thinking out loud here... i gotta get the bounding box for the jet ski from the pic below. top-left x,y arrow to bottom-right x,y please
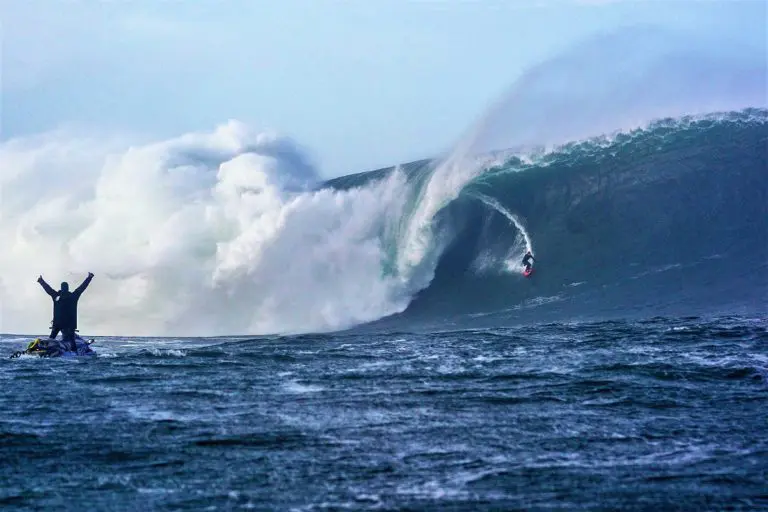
9,335 -> 96,359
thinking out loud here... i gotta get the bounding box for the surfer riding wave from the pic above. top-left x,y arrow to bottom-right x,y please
522,251 -> 534,273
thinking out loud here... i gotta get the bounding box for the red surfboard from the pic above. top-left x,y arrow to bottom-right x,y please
523,267 -> 533,277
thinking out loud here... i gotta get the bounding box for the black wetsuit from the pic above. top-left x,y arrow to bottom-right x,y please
522,253 -> 534,271
38,275 -> 93,351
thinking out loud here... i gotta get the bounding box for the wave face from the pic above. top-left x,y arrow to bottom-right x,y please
359,109 -> 768,329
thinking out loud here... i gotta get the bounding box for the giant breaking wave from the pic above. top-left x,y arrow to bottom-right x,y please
1,27 -> 766,336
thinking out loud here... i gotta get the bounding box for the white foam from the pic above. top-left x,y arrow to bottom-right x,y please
282,380 -> 324,393
145,348 -> 187,357
0,123 -> 427,336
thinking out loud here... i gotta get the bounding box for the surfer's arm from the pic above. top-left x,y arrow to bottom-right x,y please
37,276 -> 57,297
74,273 -> 94,297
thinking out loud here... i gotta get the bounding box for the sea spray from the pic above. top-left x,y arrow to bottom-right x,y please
470,192 -> 533,273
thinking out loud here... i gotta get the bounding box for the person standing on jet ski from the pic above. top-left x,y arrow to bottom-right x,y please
522,250 -> 535,272
37,273 -> 94,351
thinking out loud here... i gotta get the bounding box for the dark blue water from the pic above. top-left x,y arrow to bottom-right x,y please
2,315 -> 766,510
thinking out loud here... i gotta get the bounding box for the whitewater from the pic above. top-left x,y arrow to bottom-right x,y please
2,28 -> 765,338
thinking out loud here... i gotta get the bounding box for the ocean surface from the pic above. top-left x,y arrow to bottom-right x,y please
2,316 -> 767,511
2,109 -> 767,510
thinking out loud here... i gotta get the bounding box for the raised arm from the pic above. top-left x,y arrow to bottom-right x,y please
74,273 -> 94,297
37,276 -> 57,297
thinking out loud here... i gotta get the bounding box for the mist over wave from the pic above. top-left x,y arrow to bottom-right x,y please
461,25 -> 767,157
1,26 -> 765,337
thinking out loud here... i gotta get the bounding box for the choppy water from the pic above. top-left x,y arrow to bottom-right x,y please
2,315 -> 766,511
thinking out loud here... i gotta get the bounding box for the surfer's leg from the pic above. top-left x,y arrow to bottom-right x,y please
62,328 -> 77,351
49,326 -> 60,339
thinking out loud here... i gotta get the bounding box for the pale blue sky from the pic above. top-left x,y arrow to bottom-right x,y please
1,0 -> 765,176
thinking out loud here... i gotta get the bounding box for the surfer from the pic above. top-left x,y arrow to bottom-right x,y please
522,250 -> 535,273
37,273 -> 94,351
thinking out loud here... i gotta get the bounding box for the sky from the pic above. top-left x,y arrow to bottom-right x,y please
1,0 -> 766,177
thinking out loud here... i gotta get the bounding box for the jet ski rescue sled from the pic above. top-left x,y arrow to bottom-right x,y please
9,335 -> 96,359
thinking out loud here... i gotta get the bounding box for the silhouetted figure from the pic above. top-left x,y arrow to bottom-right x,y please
522,251 -> 535,272
38,273 -> 94,351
